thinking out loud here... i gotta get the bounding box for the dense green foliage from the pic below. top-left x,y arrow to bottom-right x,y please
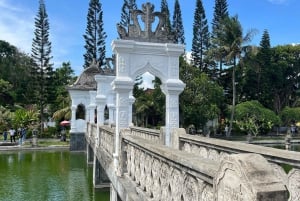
279,107 -> 300,125
179,56 -> 223,130
83,0 -> 107,68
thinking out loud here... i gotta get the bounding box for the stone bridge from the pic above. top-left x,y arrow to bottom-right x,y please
67,2 -> 300,200
85,124 -> 300,201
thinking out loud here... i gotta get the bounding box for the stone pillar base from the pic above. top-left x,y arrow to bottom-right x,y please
70,132 -> 85,151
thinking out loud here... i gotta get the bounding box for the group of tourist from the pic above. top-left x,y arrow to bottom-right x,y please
2,127 -> 27,145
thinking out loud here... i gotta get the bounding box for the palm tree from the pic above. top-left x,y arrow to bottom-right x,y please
216,15 -> 256,136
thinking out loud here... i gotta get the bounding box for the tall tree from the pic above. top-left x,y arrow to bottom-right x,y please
120,0 -> 137,29
31,0 -> 54,131
257,30 -> 272,102
83,0 -> 107,69
172,0 -> 185,44
211,0 -> 229,74
244,30 -> 271,103
217,15 -> 255,136
161,0 -> 171,33
191,0 -> 210,72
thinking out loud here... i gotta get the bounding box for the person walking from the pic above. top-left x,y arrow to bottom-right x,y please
21,127 -> 27,144
9,128 -> 16,143
3,130 -> 8,142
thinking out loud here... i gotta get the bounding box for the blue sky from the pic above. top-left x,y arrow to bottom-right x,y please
0,0 -> 299,76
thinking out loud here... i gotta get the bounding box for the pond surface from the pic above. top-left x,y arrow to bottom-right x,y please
0,150 -> 109,201
266,144 -> 300,152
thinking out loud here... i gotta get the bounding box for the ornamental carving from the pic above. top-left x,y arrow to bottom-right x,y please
117,2 -> 174,43
288,168 -> 300,201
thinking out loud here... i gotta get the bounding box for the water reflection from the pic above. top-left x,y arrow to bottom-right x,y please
0,150 -> 109,201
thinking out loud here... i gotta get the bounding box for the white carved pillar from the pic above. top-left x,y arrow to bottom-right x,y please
161,80 -> 185,146
111,40 -> 134,172
111,78 -> 134,172
128,93 -> 135,126
110,183 -> 118,201
107,104 -> 115,125
88,105 -> 96,123
95,75 -> 107,125
70,105 -> 77,132
96,97 -> 106,126
88,91 -> 97,123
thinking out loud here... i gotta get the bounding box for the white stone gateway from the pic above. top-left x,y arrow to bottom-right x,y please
112,2 -> 185,170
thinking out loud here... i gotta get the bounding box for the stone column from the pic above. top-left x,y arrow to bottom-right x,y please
88,104 -> 96,123
111,78 -> 134,172
93,155 -> 110,188
128,94 -> 135,126
110,183 -> 119,201
95,75 -> 112,126
87,144 -> 93,165
107,104 -> 115,125
161,80 -> 185,146
70,105 -> 77,132
88,91 -> 97,123
96,96 -> 106,126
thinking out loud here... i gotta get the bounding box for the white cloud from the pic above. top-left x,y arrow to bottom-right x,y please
140,72 -> 154,89
0,0 -> 83,72
0,0 -> 34,53
185,51 -> 192,64
267,0 -> 290,5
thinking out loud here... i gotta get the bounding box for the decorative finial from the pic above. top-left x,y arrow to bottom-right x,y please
117,2 -> 174,43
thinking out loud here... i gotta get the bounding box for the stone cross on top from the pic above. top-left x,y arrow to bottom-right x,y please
117,2 -> 174,43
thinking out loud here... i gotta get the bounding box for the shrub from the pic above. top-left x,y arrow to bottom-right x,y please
235,101 -> 280,136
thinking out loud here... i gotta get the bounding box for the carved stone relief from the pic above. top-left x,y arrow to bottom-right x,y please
288,168 -> 300,201
199,147 -> 208,159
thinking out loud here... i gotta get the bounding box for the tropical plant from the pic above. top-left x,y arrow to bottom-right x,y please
215,15 -> 256,136
12,108 -> 39,129
235,100 -> 280,136
0,106 -> 12,131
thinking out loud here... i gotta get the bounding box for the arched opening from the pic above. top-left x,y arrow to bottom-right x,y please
133,72 -> 165,128
76,104 -> 86,120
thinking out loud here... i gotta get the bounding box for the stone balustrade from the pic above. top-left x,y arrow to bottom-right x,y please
86,125 -> 290,200
129,126 -> 161,143
119,133 -> 287,201
99,126 -> 114,156
173,128 -> 300,201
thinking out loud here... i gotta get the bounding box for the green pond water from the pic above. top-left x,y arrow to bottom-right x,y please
0,150 -> 110,201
